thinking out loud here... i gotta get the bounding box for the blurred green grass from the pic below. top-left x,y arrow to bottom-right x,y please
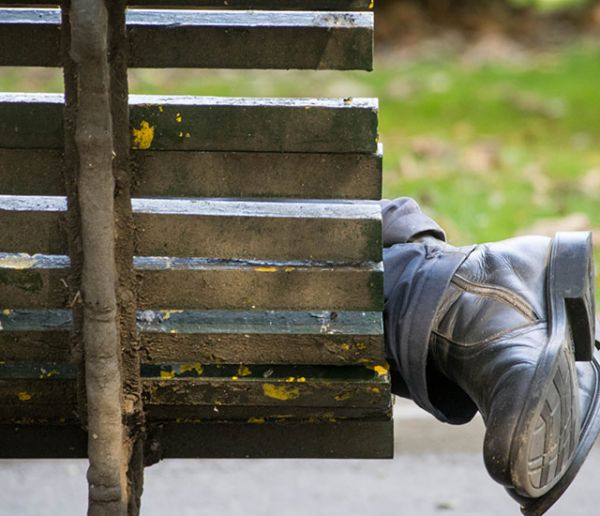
1,40 -> 598,302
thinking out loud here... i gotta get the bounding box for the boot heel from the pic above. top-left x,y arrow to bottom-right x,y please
548,231 -> 596,361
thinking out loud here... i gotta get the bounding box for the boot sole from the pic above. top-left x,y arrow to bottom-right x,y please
509,232 -> 597,501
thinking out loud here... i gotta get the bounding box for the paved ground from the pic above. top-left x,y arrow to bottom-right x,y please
2,400 -> 599,515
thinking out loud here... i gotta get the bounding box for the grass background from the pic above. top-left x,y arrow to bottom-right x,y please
2,39 -> 598,304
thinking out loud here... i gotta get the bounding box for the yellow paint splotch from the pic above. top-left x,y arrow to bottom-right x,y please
248,417 -> 265,424
160,370 -> 176,379
372,363 -> 389,376
262,383 -> 300,401
180,363 -> 204,376
18,391 -> 32,401
255,267 -> 278,273
237,365 -> 252,377
334,391 -> 353,401
160,309 -> 183,321
0,254 -> 35,270
132,120 -> 155,150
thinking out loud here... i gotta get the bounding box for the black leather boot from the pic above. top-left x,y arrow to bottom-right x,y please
384,231 -> 600,515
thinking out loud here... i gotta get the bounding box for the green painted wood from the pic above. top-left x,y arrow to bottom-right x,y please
133,198 -> 382,262
0,148 -> 383,199
131,0 -> 374,9
0,424 -> 87,458
136,257 -> 383,311
133,148 -> 382,199
0,196 -> 382,261
0,93 -> 378,153
0,254 -> 383,311
128,95 -> 378,153
0,379 -> 77,422
154,419 -> 393,458
0,309 -> 384,364
0,8 -> 372,70
0,418 -> 392,459
0,362 -> 391,419
0,149 -> 64,196
0,254 -> 69,309
139,310 -> 385,365
0,0 -> 373,9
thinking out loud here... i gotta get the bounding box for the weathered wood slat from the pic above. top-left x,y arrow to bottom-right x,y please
0,196 -> 382,261
0,362 -> 390,419
0,254 -> 383,310
155,419 -> 393,459
133,147 -> 383,199
0,379 -> 77,422
0,1 -> 373,10
0,8 -> 373,70
0,147 -> 383,199
0,309 -> 383,364
0,418 -> 392,459
139,309 -> 384,365
129,0 -> 374,9
0,424 -> 87,458
0,149 -> 64,196
0,93 -> 378,153
0,254 -> 69,309
133,198 -> 382,261
137,257 -> 383,311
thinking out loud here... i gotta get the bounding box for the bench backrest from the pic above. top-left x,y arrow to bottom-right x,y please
0,0 -> 391,463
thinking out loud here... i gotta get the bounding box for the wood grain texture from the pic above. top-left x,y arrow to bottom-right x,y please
0,309 -> 383,364
0,93 -> 378,153
0,418 -> 392,459
0,147 -> 382,199
0,254 -> 383,311
0,8 -> 373,70
0,196 -> 382,262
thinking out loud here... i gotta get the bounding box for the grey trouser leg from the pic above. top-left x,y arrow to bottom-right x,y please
381,198 -> 468,403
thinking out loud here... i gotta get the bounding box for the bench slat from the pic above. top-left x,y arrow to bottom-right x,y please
0,363 -> 390,419
0,8 -> 373,70
0,254 -> 383,311
0,196 -> 381,261
0,1 -> 373,10
0,93 -> 378,153
0,418 -> 392,459
0,148 -> 383,199
1,309 -> 384,365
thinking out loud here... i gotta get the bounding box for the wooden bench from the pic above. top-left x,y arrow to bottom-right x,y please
0,0 -> 390,512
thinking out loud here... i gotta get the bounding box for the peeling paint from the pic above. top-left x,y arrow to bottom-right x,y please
335,392 -> 353,401
0,254 -> 35,269
371,362 -> 389,376
18,391 -> 32,401
2,309 -> 13,315
180,363 -> 204,376
237,365 -> 252,377
255,266 -> 278,273
132,120 -> 155,150
160,370 -> 175,379
175,112 -> 182,123
160,309 -> 183,320
262,383 -> 300,401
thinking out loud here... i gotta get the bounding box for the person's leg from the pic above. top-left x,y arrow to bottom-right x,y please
382,197 -> 600,515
